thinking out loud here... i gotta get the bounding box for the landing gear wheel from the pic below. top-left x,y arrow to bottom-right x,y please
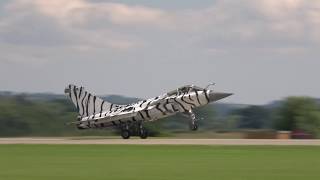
190,122 -> 198,131
121,129 -> 130,139
191,124 -> 198,131
139,127 -> 148,139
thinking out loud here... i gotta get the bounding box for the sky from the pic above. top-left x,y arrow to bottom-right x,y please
0,0 -> 319,105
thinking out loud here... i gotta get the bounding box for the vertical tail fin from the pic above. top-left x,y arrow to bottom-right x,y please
64,84 -> 114,118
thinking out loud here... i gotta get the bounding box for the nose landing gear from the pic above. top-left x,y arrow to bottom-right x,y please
190,121 -> 198,131
187,109 -> 199,131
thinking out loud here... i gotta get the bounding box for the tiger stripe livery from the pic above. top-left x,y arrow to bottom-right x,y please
65,84 -> 232,134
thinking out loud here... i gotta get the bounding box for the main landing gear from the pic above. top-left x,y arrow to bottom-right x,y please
121,129 -> 131,139
120,122 -> 148,139
138,124 -> 148,139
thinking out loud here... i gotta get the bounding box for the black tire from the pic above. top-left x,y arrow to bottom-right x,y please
190,122 -> 198,131
139,128 -> 148,139
121,129 -> 130,139
192,124 -> 198,131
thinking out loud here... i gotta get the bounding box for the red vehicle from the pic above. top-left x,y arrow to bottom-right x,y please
291,130 -> 313,139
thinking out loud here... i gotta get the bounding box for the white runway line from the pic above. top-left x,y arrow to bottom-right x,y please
0,138 -> 320,145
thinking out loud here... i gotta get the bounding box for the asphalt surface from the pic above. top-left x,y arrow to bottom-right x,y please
1,138 -> 320,145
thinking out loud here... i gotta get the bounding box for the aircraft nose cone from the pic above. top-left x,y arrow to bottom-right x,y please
208,92 -> 233,102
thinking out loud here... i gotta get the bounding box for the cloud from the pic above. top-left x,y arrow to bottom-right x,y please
1,0 -> 320,55
253,0 -> 303,18
177,0 -> 320,51
2,1 -> 152,50
7,0 -> 172,28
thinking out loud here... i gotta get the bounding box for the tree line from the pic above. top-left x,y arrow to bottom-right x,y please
0,93 -> 319,137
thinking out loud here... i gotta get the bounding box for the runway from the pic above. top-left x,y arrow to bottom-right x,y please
1,138 -> 320,145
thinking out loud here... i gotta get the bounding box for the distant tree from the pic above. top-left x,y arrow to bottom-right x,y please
194,106 -> 216,129
274,97 -> 320,137
234,106 -> 270,129
14,94 -> 32,105
220,115 -> 241,131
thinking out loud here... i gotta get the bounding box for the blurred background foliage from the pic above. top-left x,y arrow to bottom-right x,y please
0,92 -> 319,138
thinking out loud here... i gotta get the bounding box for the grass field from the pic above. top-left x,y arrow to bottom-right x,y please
0,145 -> 320,180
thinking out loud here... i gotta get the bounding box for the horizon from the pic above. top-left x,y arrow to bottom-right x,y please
1,89 -> 319,106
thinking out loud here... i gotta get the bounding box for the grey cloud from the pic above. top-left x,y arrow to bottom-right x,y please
1,16 -> 75,47
3,0 -> 319,51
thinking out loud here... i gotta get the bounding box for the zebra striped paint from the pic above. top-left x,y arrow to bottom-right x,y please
65,84 -> 231,129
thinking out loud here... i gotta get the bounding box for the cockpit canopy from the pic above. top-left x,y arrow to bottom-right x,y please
166,85 -> 205,96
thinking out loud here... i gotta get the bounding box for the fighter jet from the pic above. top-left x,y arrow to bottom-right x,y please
64,84 -> 232,139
